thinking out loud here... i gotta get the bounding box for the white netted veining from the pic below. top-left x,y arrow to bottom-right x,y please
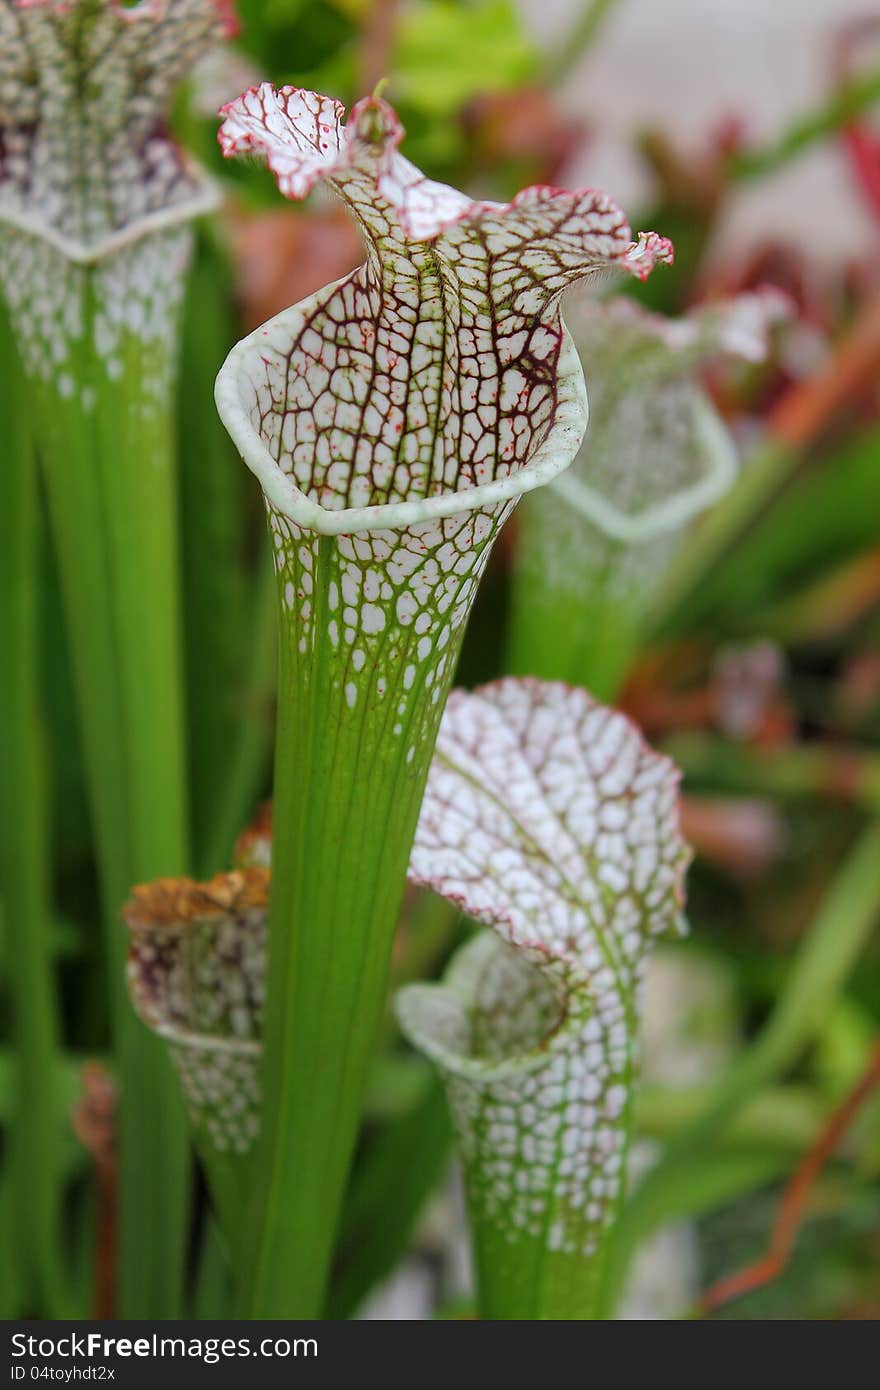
216,84 -> 673,521
397,679 -> 690,1258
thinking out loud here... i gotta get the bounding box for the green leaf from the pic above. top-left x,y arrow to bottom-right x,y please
0,300 -> 67,1315
328,1076 -> 453,1318
659,427 -> 880,633
394,1 -> 538,117
600,822 -> 880,1315
214,80 -> 669,1319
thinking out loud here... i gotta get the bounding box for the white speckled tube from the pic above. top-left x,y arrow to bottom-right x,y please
0,0 -> 234,1318
213,80 -> 673,1317
397,679 -> 690,1318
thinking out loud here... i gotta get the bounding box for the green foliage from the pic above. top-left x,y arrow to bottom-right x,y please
395,1 -> 535,115
1,0 -> 878,1325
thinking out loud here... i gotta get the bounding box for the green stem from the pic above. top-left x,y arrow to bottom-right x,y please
475,1228 -> 604,1319
472,1026 -> 637,1321
474,1096 -> 636,1319
598,822 -> 880,1316
200,540 -> 276,875
0,306 -> 66,1316
664,733 -> 880,814
176,229 -> 251,875
507,485 -> 642,700
398,940 -> 642,1320
241,516 -> 494,1317
728,69 -> 880,182
636,1082 -> 825,1151
545,0 -> 620,87
9,231 -> 192,1316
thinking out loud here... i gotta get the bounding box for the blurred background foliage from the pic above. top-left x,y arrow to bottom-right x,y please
2,0 -> 879,1320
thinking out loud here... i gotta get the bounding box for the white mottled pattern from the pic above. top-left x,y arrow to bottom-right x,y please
550,288 -> 790,545
0,1 -> 230,386
124,869 -> 267,1157
0,0 -> 233,251
512,288 -> 789,670
268,502 -> 508,737
397,679 -> 689,1259
0,222 -> 191,387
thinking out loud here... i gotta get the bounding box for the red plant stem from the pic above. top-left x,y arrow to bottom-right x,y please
768,293 -> 880,450
833,19 -> 880,225
700,1038 -> 880,1315
841,126 -> 880,224
72,1064 -> 118,1320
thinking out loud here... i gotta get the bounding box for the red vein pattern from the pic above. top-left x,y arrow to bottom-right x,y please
218,84 -> 672,519
215,86 -> 674,761
213,93 -> 674,1302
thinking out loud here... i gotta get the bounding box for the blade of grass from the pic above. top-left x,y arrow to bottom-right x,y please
176,228 -> 250,875
545,0 -> 620,86
327,1074 -> 452,1318
661,426 -> 880,632
25,238 -> 192,1317
191,1216 -> 234,1319
598,822 -> 880,1316
665,734 -> 880,814
0,1049 -> 82,1130
751,547 -> 880,643
728,69 -> 880,182
0,1177 -> 22,1319
649,438 -> 797,633
699,1039 -> 880,1315
0,304 -> 66,1316
636,1083 -> 826,1152
200,538 -> 276,875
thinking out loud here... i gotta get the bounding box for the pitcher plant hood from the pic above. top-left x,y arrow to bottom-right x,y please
397,678 -> 689,1300
124,867 -> 267,1158
214,83 -> 674,536
0,0 -> 236,260
506,288 -> 790,699
211,83 -> 672,1319
550,288 -> 792,543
